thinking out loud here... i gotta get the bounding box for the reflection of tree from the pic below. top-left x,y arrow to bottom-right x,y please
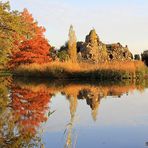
0,77 -> 13,147
11,84 -> 51,134
65,95 -> 77,148
0,77 -> 11,116
0,78 -> 52,147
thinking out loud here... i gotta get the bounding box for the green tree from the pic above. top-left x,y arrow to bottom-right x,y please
0,2 -> 35,67
68,25 -> 77,63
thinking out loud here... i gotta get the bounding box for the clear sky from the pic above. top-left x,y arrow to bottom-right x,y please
8,0 -> 148,54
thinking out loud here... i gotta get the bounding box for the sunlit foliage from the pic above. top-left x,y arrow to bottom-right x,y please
68,25 -> 77,63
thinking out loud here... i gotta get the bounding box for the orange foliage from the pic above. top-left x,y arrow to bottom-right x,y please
21,8 -> 45,37
10,9 -> 52,68
11,84 -> 51,135
10,36 -> 51,67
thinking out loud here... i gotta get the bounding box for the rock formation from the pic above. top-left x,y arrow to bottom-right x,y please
77,29 -> 133,63
77,29 -> 109,63
57,29 -> 133,63
106,43 -> 133,61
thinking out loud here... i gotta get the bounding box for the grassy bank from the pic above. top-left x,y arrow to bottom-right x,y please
13,61 -> 146,80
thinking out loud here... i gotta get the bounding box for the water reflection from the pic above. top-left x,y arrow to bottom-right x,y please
0,77 -> 51,147
0,77 -> 148,147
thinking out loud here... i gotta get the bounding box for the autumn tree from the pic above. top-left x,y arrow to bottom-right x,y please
68,25 -> 77,63
20,8 -> 45,38
9,9 -> 52,68
10,36 -> 51,67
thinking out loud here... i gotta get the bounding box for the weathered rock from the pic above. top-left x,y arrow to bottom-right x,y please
106,43 -> 133,61
78,30 -> 132,63
78,29 -> 108,63
85,29 -> 99,63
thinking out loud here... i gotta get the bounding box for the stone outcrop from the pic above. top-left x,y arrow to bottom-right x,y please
77,29 -> 133,63
106,43 -> 133,61
77,29 -> 109,63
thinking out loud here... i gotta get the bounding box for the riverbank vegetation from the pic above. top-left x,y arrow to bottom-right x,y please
1,60 -> 147,80
13,60 -> 146,80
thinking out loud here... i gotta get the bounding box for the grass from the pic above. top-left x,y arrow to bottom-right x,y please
13,61 -> 146,80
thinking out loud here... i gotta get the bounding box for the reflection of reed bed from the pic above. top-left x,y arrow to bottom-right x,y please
13,61 -> 146,79
13,77 -> 127,87
13,75 -> 148,89
13,78 -> 147,97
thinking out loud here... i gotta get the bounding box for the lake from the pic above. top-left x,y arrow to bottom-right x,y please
0,77 -> 148,148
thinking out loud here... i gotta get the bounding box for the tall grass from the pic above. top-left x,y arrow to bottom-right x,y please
13,61 -> 146,79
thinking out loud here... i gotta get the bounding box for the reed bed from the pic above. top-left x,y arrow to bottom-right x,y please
13,61 -> 146,80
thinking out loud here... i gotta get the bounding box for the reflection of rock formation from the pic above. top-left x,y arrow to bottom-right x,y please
62,82 -> 141,147
78,89 -> 100,121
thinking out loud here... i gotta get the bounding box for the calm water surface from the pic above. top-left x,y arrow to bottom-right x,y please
0,77 -> 148,148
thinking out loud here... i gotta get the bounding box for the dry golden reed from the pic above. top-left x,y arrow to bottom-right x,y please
16,60 -> 145,73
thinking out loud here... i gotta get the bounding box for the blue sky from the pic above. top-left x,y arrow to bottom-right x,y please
8,0 -> 148,53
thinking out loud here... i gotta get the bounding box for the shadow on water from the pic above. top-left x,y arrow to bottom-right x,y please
0,76 -> 148,147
